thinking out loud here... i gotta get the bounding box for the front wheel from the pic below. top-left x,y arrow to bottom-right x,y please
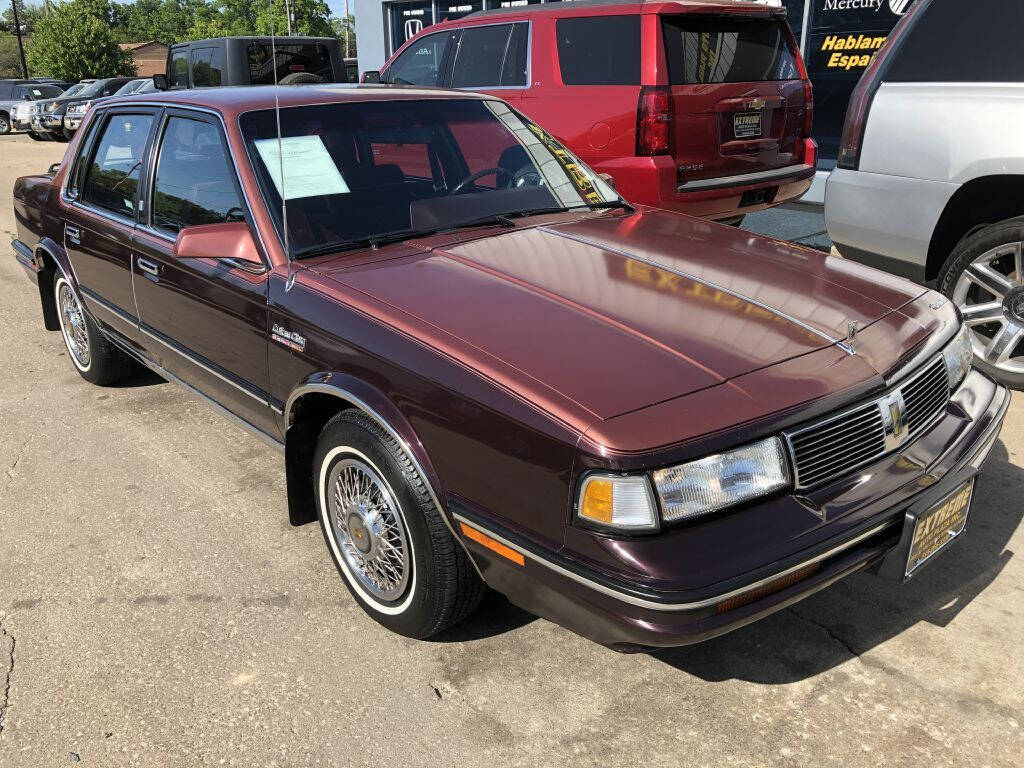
27,131 -> 45,141
314,410 -> 484,638
937,217 -> 1024,389
0,113 -> 10,135
54,275 -> 136,385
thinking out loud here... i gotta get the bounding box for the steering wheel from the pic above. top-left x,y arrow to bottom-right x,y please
451,167 -> 514,195
223,206 -> 246,223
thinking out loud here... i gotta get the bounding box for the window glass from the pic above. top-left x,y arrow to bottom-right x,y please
240,99 -> 617,258
383,31 -> 453,85
82,114 -> 154,218
500,23 -> 529,87
102,79 -> 129,96
557,16 -> 640,86
885,0 -> 1023,82
248,43 -> 335,84
191,48 -> 224,87
171,52 -> 189,87
662,16 -> 799,84
151,116 -> 244,234
451,24 -> 512,88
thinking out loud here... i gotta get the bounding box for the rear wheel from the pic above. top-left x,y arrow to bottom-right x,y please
279,71 -> 326,85
54,276 -> 136,385
314,410 -> 484,638
937,217 -> 1024,389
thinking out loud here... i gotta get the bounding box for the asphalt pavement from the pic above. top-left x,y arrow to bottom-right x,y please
1,135 -> 1022,767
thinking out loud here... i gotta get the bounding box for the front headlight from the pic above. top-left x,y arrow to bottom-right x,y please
652,437 -> 791,523
943,324 -> 973,390
47,101 -> 61,111
577,474 -> 658,532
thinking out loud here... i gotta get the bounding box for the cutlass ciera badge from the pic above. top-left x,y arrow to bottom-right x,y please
271,324 -> 306,352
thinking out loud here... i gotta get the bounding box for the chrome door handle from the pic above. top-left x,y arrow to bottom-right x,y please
65,225 -> 81,243
136,257 -> 160,277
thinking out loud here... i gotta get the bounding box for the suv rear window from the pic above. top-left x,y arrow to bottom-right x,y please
661,16 -> 799,84
556,16 -> 640,86
248,43 -> 335,84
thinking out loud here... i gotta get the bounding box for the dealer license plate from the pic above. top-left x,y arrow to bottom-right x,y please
906,479 -> 974,576
734,111 -> 763,138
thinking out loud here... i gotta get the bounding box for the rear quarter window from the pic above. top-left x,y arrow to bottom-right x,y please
661,16 -> 800,84
883,0 -> 1024,83
556,15 -> 640,86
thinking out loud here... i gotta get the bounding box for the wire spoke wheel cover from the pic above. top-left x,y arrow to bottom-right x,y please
58,280 -> 91,370
953,240 -> 1024,375
326,455 -> 412,603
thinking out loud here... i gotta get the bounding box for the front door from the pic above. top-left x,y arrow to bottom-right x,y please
131,110 -> 275,435
62,109 -> 158,345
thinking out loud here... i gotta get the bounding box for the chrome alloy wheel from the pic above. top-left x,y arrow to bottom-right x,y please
953,240 -> 1024,376
327,456 -> 411,602
57,280 -> 91,370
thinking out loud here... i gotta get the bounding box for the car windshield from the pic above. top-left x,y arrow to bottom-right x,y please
240,98 -> 620,258
114,79 -> 146,96
61,83 -> 86,98
77,80 -> 108,98
26,85 -> 63,99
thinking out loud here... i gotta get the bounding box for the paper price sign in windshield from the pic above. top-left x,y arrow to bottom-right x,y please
254,135 -> 350,200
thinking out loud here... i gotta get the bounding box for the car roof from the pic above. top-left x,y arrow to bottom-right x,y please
463,0 -> 781,19
100,84 -> 493,119
171,36 -> 339,48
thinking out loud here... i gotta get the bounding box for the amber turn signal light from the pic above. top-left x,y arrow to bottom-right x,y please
459,522 -> 525,566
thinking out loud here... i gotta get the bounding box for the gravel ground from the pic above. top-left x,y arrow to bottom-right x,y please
1,134 -> 1022,768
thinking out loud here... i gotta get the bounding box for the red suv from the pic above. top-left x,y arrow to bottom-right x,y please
372,0 -> 816,222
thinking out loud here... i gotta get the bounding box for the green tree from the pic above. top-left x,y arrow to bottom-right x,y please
0,35 -> 26,77
116,0 -> 214,44
27,0 -> 137,80
2,0 -> 44,35
331,12 -> 356,57
186,0 -> 332,39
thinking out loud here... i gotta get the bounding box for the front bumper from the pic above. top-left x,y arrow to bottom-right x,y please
64,116 -> 83,131
456,370 -> 1009,649
12,115 -> 33,132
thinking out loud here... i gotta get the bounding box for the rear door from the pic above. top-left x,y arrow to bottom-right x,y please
62,108 -> 159,346
660,14 -> 808,183
446,21 -> 529,107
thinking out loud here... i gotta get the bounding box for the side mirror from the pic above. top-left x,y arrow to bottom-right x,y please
597,172 -> 616,190
361,70 -> 381,84
152,73 -> 168,91
173,221 -> 263,267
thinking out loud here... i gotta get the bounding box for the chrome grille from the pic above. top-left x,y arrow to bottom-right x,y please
785,356 -> 951,489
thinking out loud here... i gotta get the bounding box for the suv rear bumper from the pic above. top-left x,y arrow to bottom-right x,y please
456,370 -> 1009,649
599,156 -> 814,221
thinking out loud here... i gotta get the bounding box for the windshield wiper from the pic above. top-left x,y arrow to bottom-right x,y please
584,199 -> 637,214
445,214 -> 517,231
292,228 -> 436,260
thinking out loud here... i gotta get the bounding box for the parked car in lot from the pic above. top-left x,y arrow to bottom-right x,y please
14,82 -> 92,139
63,78 -> 156,134
0,81 -> 66,135
11,86 -> 1006,648
368,0 -> 817,224
825,0 -> 1024,389
164,36 -> 347,88
34,77 -> 135,141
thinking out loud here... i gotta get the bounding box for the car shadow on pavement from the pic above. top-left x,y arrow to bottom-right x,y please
117,367 -> 166,388
649,440 -> 1023,684
431,590 -> 537,643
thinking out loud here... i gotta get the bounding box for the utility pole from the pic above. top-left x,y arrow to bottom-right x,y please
10,0 -> 28,78
284,0 -> 293,36
344,0 -> 350,57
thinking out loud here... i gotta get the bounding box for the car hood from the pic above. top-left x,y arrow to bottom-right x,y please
314,210 -> 927,421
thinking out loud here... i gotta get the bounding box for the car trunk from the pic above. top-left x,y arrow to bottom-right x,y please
660,13 -> 809,184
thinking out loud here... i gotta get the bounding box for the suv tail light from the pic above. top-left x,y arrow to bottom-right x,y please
636,86 -> 673,156
802,78 -> 814,138
837,0 -> 930,169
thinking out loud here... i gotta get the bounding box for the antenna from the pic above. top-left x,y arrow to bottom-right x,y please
271,5 -> 295,291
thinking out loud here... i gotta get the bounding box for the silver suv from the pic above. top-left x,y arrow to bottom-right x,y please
825,0 -> 1024,389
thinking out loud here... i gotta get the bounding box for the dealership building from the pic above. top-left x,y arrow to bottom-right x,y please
352,0 -> 916,202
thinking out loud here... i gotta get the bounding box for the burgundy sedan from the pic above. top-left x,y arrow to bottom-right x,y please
11,87 -> 1008,649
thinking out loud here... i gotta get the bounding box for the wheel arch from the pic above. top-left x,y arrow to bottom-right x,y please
926,175 -> 1024,283
33,237 -> 76,332
282,373 -> 482,575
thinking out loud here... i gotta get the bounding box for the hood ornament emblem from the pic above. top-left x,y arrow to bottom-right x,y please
838,320 -> 859,355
